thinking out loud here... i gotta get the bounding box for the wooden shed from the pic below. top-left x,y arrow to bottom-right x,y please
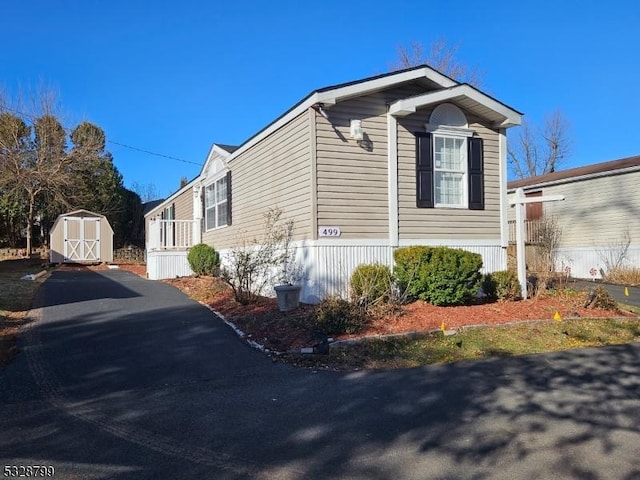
50,209 -> 114,263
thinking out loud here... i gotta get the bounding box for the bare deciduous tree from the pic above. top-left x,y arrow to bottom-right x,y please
0,90 -> 76,254
508,110 -> 571,179
389,39 -> 484,87
130,181 -> 160,203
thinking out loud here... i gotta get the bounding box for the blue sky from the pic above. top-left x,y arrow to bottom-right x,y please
2,0 -> 639,199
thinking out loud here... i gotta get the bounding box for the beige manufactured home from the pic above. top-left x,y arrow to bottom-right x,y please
508,155 -> 640,279
146,65 -> 522,302
50,209 -> 114,263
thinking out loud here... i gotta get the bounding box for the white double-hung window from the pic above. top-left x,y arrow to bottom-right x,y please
205,175 -> 228,230
433,135 -> 467,207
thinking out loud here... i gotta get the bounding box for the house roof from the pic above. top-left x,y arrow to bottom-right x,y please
225,64 -> 521,163
142,199 -> 166,215
508,155 -> 640,190
216,144 -> 238,153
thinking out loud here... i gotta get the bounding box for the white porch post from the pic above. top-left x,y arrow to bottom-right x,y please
148,216 -> 160,250
192,185 -> 202,245
509,187 -> 565,299
513,188 -> 527,300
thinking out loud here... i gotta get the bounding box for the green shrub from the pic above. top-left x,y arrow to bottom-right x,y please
394,246 -> 483,306
187,243 -> 220,276
310,297 -> 368,335
583,285 -> 618,311
350,263 -> 393,306
483,270 -> 520,301
393,246 -> 432,299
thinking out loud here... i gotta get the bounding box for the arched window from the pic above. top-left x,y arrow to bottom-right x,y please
416,103 -> 484,210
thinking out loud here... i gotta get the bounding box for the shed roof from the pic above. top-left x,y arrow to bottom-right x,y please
51,209 -> 114,234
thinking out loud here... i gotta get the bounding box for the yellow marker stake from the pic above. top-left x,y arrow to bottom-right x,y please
553,311 -> 562,322
440,321 -> 446,333
625,287 -> 630,297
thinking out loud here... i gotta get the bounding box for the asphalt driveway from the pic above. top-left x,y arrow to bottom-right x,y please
2,269 -> 640,479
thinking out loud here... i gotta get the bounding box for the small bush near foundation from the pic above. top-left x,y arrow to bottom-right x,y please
583,285 -> 618,311
350,264 -> 393,307
310,297 -> 368,335
394,246 -> 483,306
187,244 -> 220,276
483,270 -> 521,301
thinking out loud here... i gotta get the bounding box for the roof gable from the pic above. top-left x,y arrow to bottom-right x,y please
224,64 -> 519,163
389,84 -> 522,128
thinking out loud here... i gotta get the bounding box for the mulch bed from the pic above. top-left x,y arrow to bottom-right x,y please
164,276 -> 636,352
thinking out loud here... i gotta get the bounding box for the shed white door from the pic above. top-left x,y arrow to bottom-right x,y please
63,217 -> 101,262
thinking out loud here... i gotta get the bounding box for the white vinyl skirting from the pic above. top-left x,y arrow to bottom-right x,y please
555,245 -> 640,279
147,242 -> 507,304
147,250 -> 194,280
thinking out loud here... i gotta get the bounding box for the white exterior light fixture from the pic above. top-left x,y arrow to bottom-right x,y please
350,119 -> 364,141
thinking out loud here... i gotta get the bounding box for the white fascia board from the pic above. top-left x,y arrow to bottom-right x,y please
316,67 -> 457,105
398,238 -> 503,247
228,95 -> 319,161
143,180 -> 198,219
227,68 -> 458,162
389,85 -> 522,127
199,144 -> 231,177
507,165 -> 640,192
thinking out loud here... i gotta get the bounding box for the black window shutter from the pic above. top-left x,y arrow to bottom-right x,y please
415,132 -> 434,208
226,171 -> 232,226
468,137 -> 484,210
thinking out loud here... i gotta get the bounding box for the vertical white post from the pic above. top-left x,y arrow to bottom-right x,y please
387,113 -> 399,247
148,217 -> 160,250
514,188 -> 528,299
192,185 -> 202,246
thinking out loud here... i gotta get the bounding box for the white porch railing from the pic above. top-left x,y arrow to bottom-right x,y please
148,219 -> 199,251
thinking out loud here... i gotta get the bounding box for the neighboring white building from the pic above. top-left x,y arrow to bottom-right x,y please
508,155 -> 640,279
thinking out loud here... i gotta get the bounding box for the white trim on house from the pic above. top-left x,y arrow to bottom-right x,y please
227,67 -> 459,162
388,84 -> 522,127
387,113 -> 399,247
398,238 -> 503,247
499,128 -> 509,247
144,181 -> 195,219
302,238 -> 503,248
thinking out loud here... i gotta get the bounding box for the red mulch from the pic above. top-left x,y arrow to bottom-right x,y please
164,276 -> 636,352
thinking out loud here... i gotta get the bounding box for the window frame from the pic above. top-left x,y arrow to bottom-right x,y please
432,133 -> 468,208
204,173 -> 229,231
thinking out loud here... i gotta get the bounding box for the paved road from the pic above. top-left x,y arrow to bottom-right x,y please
2,270 -> 640,479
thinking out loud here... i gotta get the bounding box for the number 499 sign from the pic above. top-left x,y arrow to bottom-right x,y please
318,226 -> 341,237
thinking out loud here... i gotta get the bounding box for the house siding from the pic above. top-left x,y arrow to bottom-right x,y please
315,84 -> 427,239
397,111 -> 501,240
542,170 -> 640,247
202,111 -> 312,250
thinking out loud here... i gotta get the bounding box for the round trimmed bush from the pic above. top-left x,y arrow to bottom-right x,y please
187,243 -> 220,276
483,270 -> 520,301
394,246 -> 483,306
350,263 -> 393,306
